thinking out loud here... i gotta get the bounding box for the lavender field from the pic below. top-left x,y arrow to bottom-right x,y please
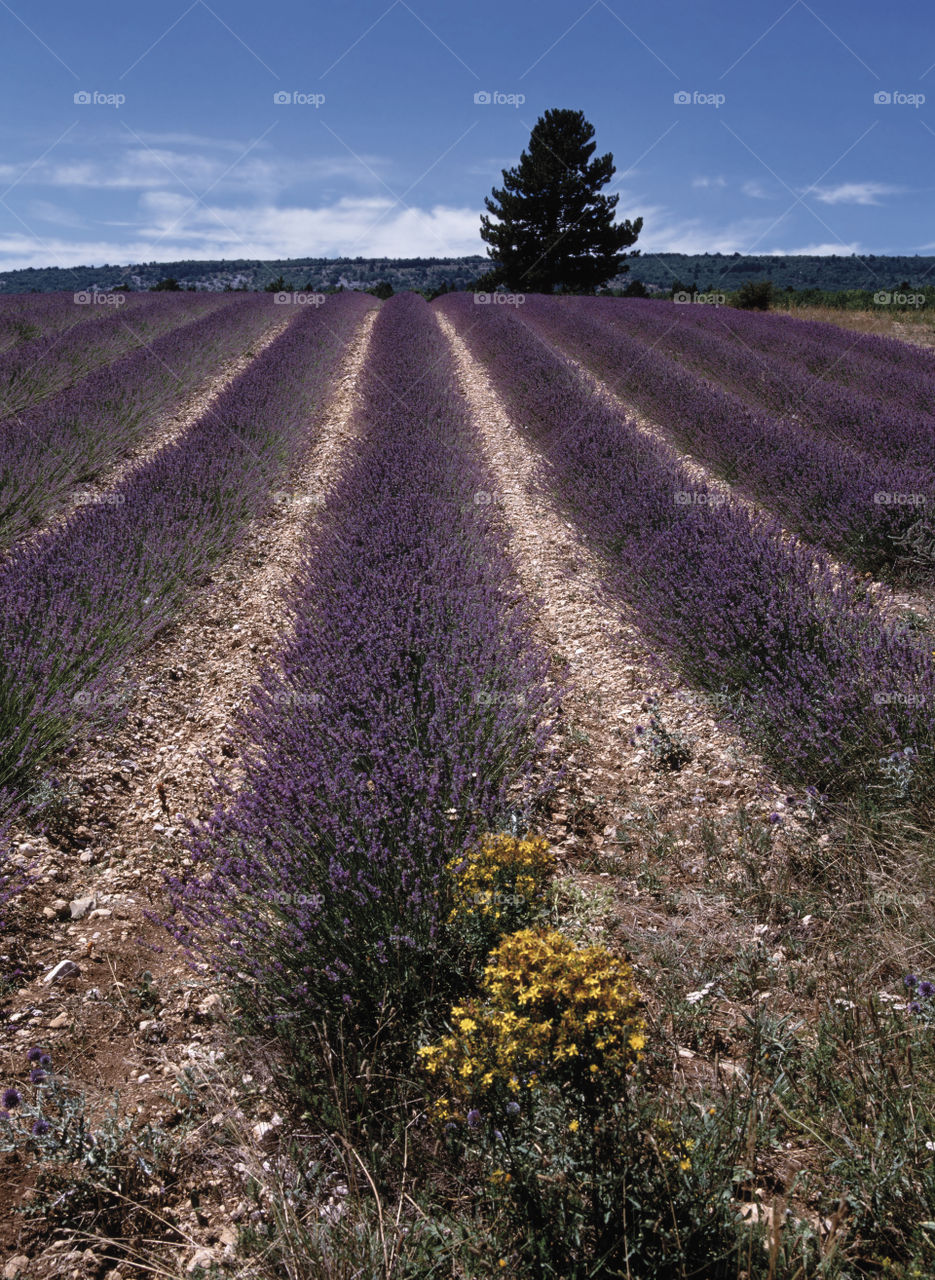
2,290 -> 934,1278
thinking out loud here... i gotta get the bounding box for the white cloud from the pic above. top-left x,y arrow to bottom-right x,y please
741,180 -> 770,199
691,176 -> 726,189
766,242 -> 863,255
0,195 -> 484,269
806,182 -> 904,206
0,149 -> 383,194
640,213 -> 774,255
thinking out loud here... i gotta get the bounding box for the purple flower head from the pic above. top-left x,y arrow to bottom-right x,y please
31,1119 -> 50,1136
506,1100 -> 521,1116
905,974 -> 919,989
444,1121 -> 458,1133
466,1108 -> 482,1129
26,1048 -> 43,1064
909,1001 -> 922,1014
39,1054 -> 51,1070
919,980 -> 934,999
768,812 -> 782,824
29,1068 -> 46,1084
2,1088 -> 21,1110
493,1129 -> 504,1141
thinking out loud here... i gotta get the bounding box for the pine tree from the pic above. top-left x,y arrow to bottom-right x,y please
480,109 -> 642,294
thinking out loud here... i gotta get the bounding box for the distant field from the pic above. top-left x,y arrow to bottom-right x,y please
779,300 -> 935,348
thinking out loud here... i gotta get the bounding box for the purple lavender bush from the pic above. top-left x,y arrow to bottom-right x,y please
517,297 -> 935,580
0,293 -> 372,824
0,294 -> 281,551
439,293 -> 935,802
629,297 -> 935,422
0,291 -> 161,352
168,294 -> 555,1072
0,292 -> 223,421
565,297 -> 935,469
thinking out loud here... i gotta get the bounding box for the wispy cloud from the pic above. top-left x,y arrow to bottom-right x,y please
805,181 -> 904,206
691,175 -> 727,189
0,195 -> 483,269
768,241 -> 863,255
0,147 -> 386,194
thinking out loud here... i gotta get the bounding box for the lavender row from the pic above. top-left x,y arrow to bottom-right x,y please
518,297 -> 935,578
439,293 -> 935,799
567,297 -> 935,469
0,294 -> 283,553
169,293 -> 555,1040
0,292 -> 373,820
0,293 -> 227,421
0,292 -> 156,353
623,297 -> 935,418
690,302 -> 935,418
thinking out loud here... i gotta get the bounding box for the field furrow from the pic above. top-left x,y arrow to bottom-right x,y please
170,292 -> 555,1051
0,293 -> 373,823
0,295 -> 289,553
0,293 -> 227,421
518,296 -> 935,579
439,293 -> 935,798
567,297 -> 935,467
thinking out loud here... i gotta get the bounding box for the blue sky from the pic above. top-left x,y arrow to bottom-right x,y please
0,0 -> 931,269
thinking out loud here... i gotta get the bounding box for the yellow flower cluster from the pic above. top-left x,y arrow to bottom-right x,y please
419,927 -> 645,1122
446,833 -> 554,929
655,1121 -> 695,1171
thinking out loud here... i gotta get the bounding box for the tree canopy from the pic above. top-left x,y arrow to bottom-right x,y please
480,108 -> 642,294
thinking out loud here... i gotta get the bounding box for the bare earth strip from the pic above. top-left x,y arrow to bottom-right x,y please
435,315 -> 857,1155
0,307 -> 378,1273
557,339 -> 935,626
435,311 -> 782,870
20,312 -> 295,555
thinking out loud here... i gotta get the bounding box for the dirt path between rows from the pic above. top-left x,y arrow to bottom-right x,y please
435,311 -> 791,956
0,306 -> 378,1275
